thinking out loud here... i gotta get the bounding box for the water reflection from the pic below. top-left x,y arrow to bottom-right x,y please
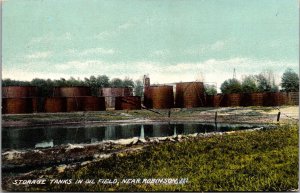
2,123 -> 265,150
140,125 -> 145,139
35,140 -> 54,148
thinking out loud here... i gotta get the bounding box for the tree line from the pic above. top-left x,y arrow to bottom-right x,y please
205,68 -> 299,95
2,68 -> 298,97
2,76 -> 144,97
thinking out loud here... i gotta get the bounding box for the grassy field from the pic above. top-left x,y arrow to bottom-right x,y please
4,123 -> 298,192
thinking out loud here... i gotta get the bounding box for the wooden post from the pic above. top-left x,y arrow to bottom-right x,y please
277,111 -> 281,122
215,111 -> 218,123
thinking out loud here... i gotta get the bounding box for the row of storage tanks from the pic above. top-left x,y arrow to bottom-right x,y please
2,86 -> 140,114
2,83 -> 299,114
143,82 -> 299,108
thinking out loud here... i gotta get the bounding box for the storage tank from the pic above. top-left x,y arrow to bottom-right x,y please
280,92 -> 289,106
66,97 -> 84,112
205,94 -> 222,107
143,86 -> 174,109
241,93 -> 264,106
53,86 -> 91,97
32,97 -> 38,113
44,97 -> 67,113
220,94 -> 241,107
263,92 -> 287,106
2,86 -> 38,98
82,97 -> 106,111
2,98 -> 36,114
115,96 -> 141,110
99,87 -> 133,108
288,92 -> 299,105
175,82 -> 205,108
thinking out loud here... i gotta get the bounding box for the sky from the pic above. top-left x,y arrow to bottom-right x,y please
2,0 -> 299,90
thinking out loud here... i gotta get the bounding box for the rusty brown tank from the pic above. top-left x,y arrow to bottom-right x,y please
220,93 -> 241,107
44,97 -> 67,113
53,86 -> 91,97
2,98 -> 37,114
115,96 -> 141,110
175,82 -> 205,108
144,86 -> 174,109
82,97 -> 106,111
287,92 -> 299,105
263,92 -> 287,106
241,93 -> 264,106
32,98 -> 38,113
205,94 -> 222,107
66,97 -> 106,112
99,87 -> 133,97
2,86 -> 38,98
99,87 -> 133,108
66,97 -> 84,112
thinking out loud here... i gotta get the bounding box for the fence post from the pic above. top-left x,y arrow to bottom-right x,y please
215,111 -> 218,123
277,111 -> 281,122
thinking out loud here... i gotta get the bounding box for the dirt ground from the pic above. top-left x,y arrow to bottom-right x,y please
2,106 -> 299,128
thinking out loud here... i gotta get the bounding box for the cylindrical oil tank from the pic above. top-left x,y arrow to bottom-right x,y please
32,97 -> 38,113
99,87 -> 133,97
220,94 -> 241,107
205,95 -> 222,107
115,96 -> 141,110
175,82 -> 205,108
263,92 -> 286,106
53,86 -> 91,97
280,92 -> 289,106
82,97 -> 106,111
241,93 -> 264,106
44,97 -> 67,113
144,86 -> 174,109
66,97 -> 84,112
143,87 -> 152,108
2,98 -> 36,114
2,86 -> 38,98
288,92 -> 299,105
99,87 -> 133,108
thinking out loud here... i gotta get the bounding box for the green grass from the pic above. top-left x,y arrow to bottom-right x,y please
4,124 -> 299,192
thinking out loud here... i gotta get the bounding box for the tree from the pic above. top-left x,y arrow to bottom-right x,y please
256,74 -> 271,92
204,84 -> 217,95
85,76 -> 98,96
110,78 -> 123,87
96,75 -> 110,87
53,78 -> 67,87
2,79 -> 31,86
220,78 -> 242,94
255,71 -> 279,92
83,75 -> 109,96
241,75 -> 258,93
123,77 -> 134,88
134,79 -> 143,97
2,79 -> 13,86
66,77 -> 83,86
31,78 -> 53,97
281,68 -> 299,92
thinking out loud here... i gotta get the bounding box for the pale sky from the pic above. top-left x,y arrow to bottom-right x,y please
2,0 -> 299,89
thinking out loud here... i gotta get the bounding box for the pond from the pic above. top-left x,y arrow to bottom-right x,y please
2,122 -> 272,150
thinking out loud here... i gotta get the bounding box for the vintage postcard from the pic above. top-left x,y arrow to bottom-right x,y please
1,0 -> 299,192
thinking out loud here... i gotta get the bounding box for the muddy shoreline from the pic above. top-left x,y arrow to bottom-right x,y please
2,127 -> 267,176
2,106 -> 298,128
